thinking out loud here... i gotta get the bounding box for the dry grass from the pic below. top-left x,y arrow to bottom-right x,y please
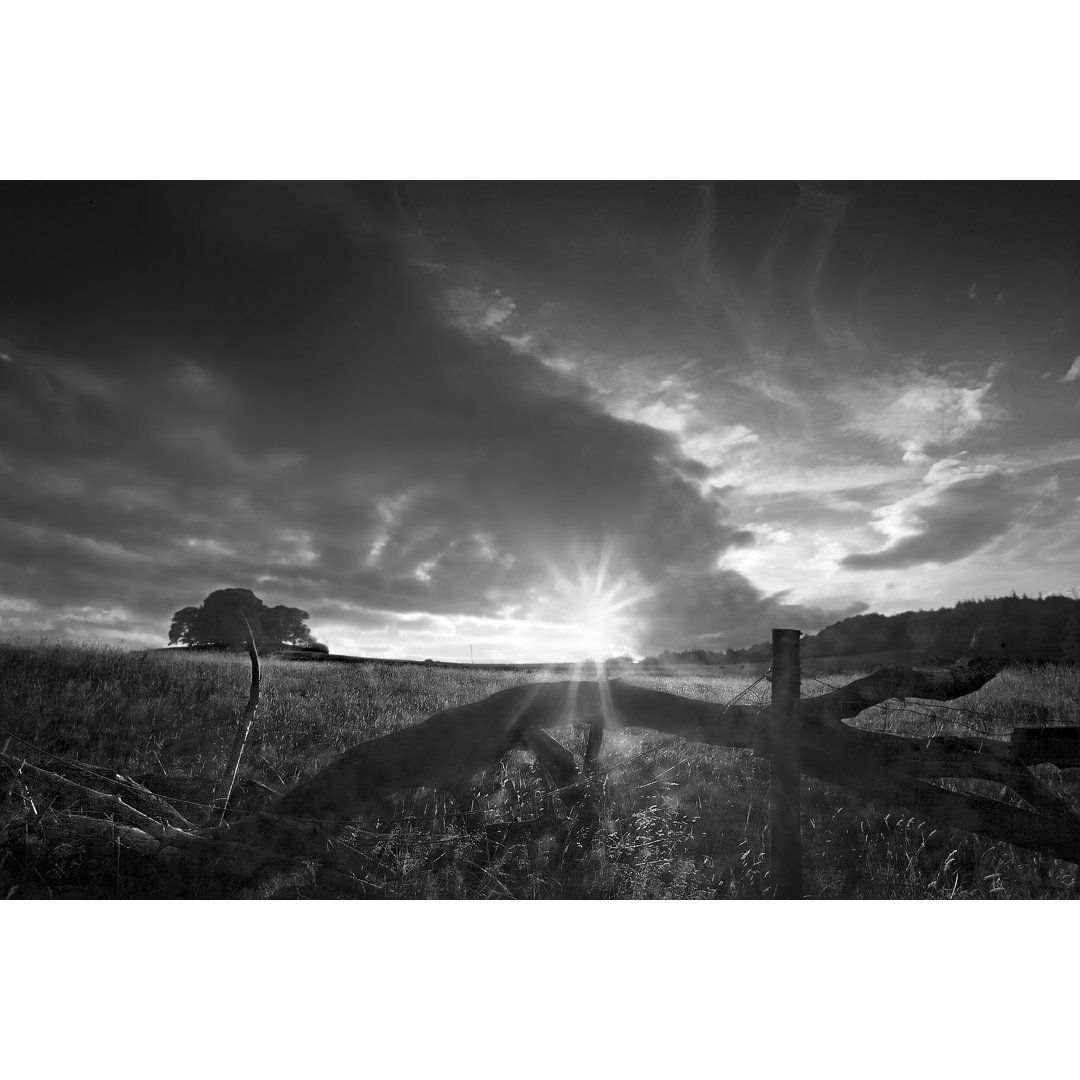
2,641 -> 1079,899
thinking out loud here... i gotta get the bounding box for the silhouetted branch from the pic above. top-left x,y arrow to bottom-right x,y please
210,612 -> 261,821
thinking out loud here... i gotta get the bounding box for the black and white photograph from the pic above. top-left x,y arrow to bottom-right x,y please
5,174 -> 1080,906
2,6 -> 1078,1075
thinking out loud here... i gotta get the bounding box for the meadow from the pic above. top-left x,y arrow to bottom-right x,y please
2,641 -> 1079,899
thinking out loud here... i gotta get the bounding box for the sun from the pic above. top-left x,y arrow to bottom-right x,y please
569,594 -> 626,658
541,538 -> 653,660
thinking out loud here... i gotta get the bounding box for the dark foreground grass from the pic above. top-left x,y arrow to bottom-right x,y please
2,641 -> 1079,899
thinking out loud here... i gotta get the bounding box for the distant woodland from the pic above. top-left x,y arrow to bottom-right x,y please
647,594 -> 1080,667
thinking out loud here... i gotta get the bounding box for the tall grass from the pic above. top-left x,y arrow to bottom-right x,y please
2,641 -> 1078,898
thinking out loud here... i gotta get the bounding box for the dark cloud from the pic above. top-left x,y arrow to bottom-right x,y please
840,471 -> 1060,571
0,181 -> 813,654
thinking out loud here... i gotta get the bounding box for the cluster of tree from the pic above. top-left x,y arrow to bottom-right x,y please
168,588 -> 328,653
801,594 -> 1080,663
644,593 -> 1080,666
644,647 -> 743,667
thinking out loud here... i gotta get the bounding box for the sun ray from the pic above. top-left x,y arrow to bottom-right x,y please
536,537 -> 655,662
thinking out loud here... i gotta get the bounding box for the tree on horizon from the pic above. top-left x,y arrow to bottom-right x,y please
168,587 -> 320,650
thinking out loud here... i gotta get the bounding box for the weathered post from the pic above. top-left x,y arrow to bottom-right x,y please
769,628 -> 803,899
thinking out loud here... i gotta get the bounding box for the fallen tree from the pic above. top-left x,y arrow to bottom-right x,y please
4,645 -> 1079,895
213,654 -> 1080,868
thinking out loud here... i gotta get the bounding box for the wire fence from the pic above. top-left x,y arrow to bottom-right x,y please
605,670 -> 774,774
797,670 -> 1059,737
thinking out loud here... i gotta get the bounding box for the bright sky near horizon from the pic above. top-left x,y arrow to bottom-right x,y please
2,181 -> 1079,662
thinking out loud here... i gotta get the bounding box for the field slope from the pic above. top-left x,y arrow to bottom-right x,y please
2,642 -> 1079,899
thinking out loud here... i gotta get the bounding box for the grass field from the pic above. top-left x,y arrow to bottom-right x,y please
2,641 -> 1079,899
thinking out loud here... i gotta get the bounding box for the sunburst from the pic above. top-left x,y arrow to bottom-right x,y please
540,537 -> 654,661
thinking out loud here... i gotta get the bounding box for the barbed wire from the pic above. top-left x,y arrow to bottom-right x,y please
605,670 -> 773,775
796,671 -> 1059,736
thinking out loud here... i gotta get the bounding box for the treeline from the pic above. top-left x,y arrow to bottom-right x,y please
647,594 -> 1080,666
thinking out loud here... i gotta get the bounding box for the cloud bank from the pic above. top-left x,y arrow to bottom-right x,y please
0,182 -> 849,657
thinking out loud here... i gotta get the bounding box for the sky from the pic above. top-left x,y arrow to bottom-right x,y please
1,180 -> 1079,662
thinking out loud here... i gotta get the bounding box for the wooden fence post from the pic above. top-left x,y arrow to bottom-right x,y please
769,628 -> 803,899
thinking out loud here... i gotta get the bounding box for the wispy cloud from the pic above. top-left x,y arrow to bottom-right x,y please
832,363 -> 1006,465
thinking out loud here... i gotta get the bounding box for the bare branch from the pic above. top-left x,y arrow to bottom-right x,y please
210,612 -> 261,821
